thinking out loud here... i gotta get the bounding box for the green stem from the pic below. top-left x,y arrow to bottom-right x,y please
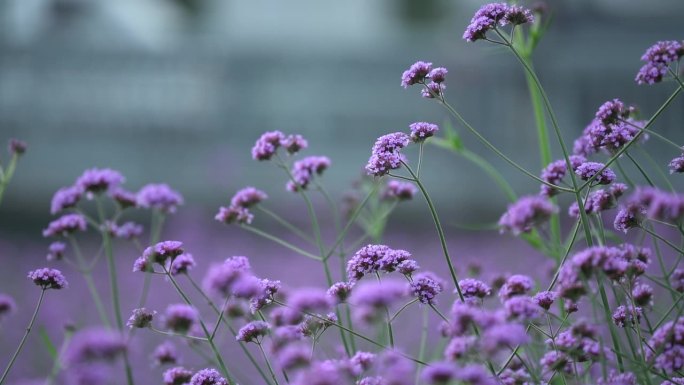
68,237 -> 111,328
257,343 -> 280,385
137,211 -> 166,308
0,289 -> 46,385
640,225 -> 684,255
241,225 -> 321,260
0,154 -> 18,208
624,152 -> 654,187
257,206 -> 315,244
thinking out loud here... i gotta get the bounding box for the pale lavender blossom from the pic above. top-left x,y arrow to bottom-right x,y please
410,271 -> 445,305
189,368 -> 228,385
126,308 -> 155,328
75,168 -> 125,193
63,328 -> 127,365
382,180 -> 417,201
170,253 -> 196,276
230,187 -> 268,208
669,154 -> 684,174
163,366 -> 193,385
27,268 -> 68,289
236,321 -> 270,343
46,241 -> 67,261
0,294 -> 16,320
137,183 -> 184,213
215,205 -> 253,225
409,122 -> 439,142
498,195 -> 557,235
575,162 -> 616,184
43,214 -> 87,237
401,61 -> 432,88
50,185 -> 83,214
287,156 -> 331,192
365,133 -> 410,176
164,304 -> 199,333
252,131 -> 286,160
152,342 -> 179,366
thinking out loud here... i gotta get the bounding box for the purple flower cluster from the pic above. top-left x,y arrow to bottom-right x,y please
136,183 -> 184,213
410,271 -> 445,305
463,2 -> 533,42
568,183 -> 627,218
365,132 -> 410,176
164,304 -> 199,334
646,316 -> 684,373
382,180 -> 417,201
236,320 -> 270,343
42,213 -> 87,237
350,279 -> 408,323
539,155 -> 586,196
27,268 -> 68,290
152,342 -> 179,366
498,195 -> 557,235
347,244 -> 418,281
287,156 -> 331,192
409,122 -> 439,142
575,161 -> 616,185
8,138 -> 27,155
636,40 -> 684,85
669,152 -> 684,174
252,131 -> 307,160
189,368 -> 229,385
216,186 -> 268,225
75,168 -> 125,194
127,307 -> 155,328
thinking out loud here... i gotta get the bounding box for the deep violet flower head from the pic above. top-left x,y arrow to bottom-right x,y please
533,291 -> 557,310
612,305 -> 642,327
230,187 -> 267,208
143,240 -> 184,264
170,253 -> 196,276
287,156 -> 331,192
8,138 -> 27,155
498,195 -> 557,235
163,366 -> 193,385
0,294 -> 16,320
27,268 -> 68,289
42,213 -> 87,237
459,278 -> 492,302
410,271 -> 445,305
50,185 -> 84,214
347,244 -> 389,281
189,368 -> 228,385
236,320 -> 270,343
672,269 -> 684,292
645,316 -> 684,372
575,162 -> 616,185
126,307 -> 155,328
498,274 -> 534,299
409,122 -> 439,142
64,328 -> 127,366
164,304 -> 199,333
669,153 -> 684,174
215,205 -> 253,225
327,281 -> 354,303
282,134 -> 308,154
382,180 -> 417,201
625,186 -> 684,223
350,279 -> 408,323
401,61 -> 432,88
568,183 -> 627,218
614,202 -> 645,233
503,296 -> 540,321
46,241 -> 67,261
632,282 -> 653,307
539,155 -> 586,196
250,278 -> 281,313
203,256 -> 253,298
153,342 -> 180,366
636,40 -> 684,85
365,132 -> 410,176
463,3 -> 533,42
428,67 -> 448,83
75,168 -> 125,194
252,130 -> 285,160
136,183 -> 184,213
422,361 -> 456,385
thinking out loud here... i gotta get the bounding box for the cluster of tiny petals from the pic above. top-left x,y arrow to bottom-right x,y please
636,40 -> 684,85
504,296 -> 541,321
612,305 -> 642,327
365,132 -> 410,176
669,153 -> 684,174
287,156 -> 331,192
126,307 -> 155,328
143,240 -> 184,264
215,205 -> 253,225
459,278 -> 492,300
153,342 -> 179,366
251,131 -> 307,160
163,366 -> 193,385
46,241 -> 67,261
110,187 -> 138,208
410,271 -> 445,305
499,275 -> 534,300
622,186 -> 684,224
409,122 -> 439,142
75,168 -> 125,193
236,320 -> 270,343
350,280 -> 408,323
50,185 -> 83,214
401,61 -> 432,88
42,213 -> 87,237
382,180 -> 417,201
539,155 -> 586,196
533,291 -> 557,310
164,304 -> 199,333
170,253 -> 196,276
568,183 -> 627,218
327,281 -> 354,303
463,3 -> 533,42
136,183 -> 184,213
28,268 -> 68,289
575,162 -> 616,184
498,195 -> 557,235
347,244 -> 419,281
646,316 -> 684,372
63,327 -> 127,365
230,187 -> 267,208
189,368 -> 228,385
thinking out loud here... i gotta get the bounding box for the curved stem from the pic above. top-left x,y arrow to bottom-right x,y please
624,151 -> 654,187
240,225 -> 321,261
257,206 -> 315,244
0,289 -> 46,385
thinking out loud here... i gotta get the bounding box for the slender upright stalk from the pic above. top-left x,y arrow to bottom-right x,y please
257,343 -> 280,385
68,236 -> 111,327
0,289 -> 46,385
0,154 -> 19,208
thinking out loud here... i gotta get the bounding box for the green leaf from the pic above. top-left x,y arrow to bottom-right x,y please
38,327 -> 58,360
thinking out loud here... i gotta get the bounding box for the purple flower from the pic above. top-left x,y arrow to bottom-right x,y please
170,253 -> 196,276
627,186 -> 684,222
126,307 -> 155,328
43,213 -> 87,237
575,162 -> 616,184
164,304 -> 199,333
282,134 -> 308,154
410,271 -> 445,305
632,282 -> 653,306
46,241 -> 67,261
422,362 -> 456,385
0,294 -> 16,320
236,320 -> 270,343
274,344 -> 310,371
401,61 -> 432,88
463,15 -> 496,42
143,240 -> 184,264
64,328 -> 127,365
137,183 -> 184,213
287,156 -> 331,192
568,185 -> 626,218
498,274 -> 534,299
636,40 -> 684,85
428,67 -> 448,83
27,268 -> 68,289
532,291 -> 557,310
598,371 -> 637,385
540,350 -> 570,373
596,99 -> 627,125
75,168 -> 125,193
409,122 -> 439,142
504,5 -> 534,25
215,205 -> 253,225
382,180 -> 417,201
647,316 -> 684,372
377,350 -> 414,385
669,154 -> 684,174
230,187 -> 268,208
480,323 -> 529,355
286,288 -> 333,322
503,296 -> 540,321
110,187 -> 138,208
250,278 -> 281,313
132,256 -> 149,273
498,195 -> 557,235
614,203 -> 644,233
612,305 -> 642,327
350,280 -> 408,323
672,269 -> 684,292
347,244 -> 389,281
539,155 -> 586,196
454,364 -> 497,385
421,81 -> 446,99
50,185 -> 84,214
252,131 -> 286,160
189,368 -> 228,385
8,138 -> 27,155
350,351 -> 375,375
153,342 -> 179,366
113,221 -> 143,240
327,281 -> 354,303
444,336 -> 475,360
203,256 -> 252,298
365,132 -> 410,176
163,366 -> 193,385
378,248 -> 415,274
459,278 -> 491,301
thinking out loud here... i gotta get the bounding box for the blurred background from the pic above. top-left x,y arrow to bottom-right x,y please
1,0 -> 684,383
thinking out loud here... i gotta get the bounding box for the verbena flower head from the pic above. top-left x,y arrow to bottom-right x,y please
410,271 -> 445,305
409,122 -> 439,142
421,81 -> 446,99
401,61 -> 432,88
459,278 -> 491,302
626,186 -> 684,223
236,320 -> 270,343
382,180 -> 417,201
287,156 -> 331,192
614,202 -> 645,233
646,316 -> 684,372
568,184 -> 626,218
365,132 -> 410,176
612,305 -> 642,327
428,67 -> 448,83
533,291 -> 557,310
230,187 -> 268,208
250,278 -> 281,313
27,268 -> 68,289
539,155 -> 586,196
153,341 -> 179,366
504,5 -> 534,25
75,168 -> 125,194
112,221 -> 143,240
454,364 -> 498,385
50,185 -> 83,214
8,138 -> 27,155
282,134 -> 308,154
110,187 -> 138,208
350,279 -> 408,323
126,307 -> 155,328
636,40 -> 684,85
498,195 -> 557,235
598,371 -> 637,385
252,131 -> 286,160
203,256 -> 252,298
575,162 -> 616,184
164,304 -> 199,333
46,241 -> 67,261
143,240 -> 184,264
503,296 -> 540,321
42,213 -> 87,237
64,328 -> 127,365
378,248 -> 415,274
422,361 -> 456,385
463,3 -> 533,42
163,366 -> 193,385
0,294 -> 16,320
327,281 -> 354,303
170,253 -> 196,276
632,282 -> 653,306
189,368 -> 228,385
669,153 -> 684,174
215,205 -> 253,225
499,274 -> 534,299
136,183 -> 184,213
377,350 -> 414,385
347,244 -> 389,281
284,288 -> 333,323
